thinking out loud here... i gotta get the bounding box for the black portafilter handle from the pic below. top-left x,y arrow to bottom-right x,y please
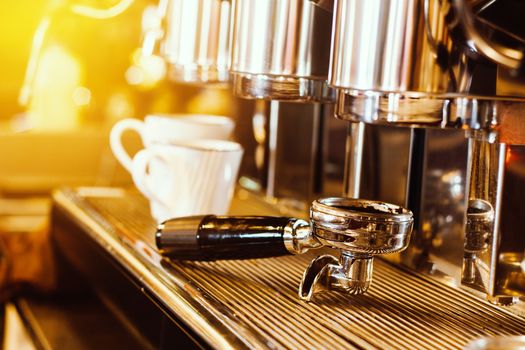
156,215 -> 313,261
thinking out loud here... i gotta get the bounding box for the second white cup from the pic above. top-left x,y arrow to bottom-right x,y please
131,139 -> 243,222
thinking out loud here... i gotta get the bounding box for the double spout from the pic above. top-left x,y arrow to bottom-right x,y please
156,198 -> 413,301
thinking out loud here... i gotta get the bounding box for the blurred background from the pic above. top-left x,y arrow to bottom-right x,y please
1,0 -> 49,121
0,3 -> 260,346
0,0 -> 258,194
0,0 -> 261,309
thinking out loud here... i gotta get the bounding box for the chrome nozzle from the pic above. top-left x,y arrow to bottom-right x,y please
299,198 -> 413,301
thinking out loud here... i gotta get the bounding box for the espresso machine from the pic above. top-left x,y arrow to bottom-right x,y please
325,0 -> 525,305
149,0 -> 525,306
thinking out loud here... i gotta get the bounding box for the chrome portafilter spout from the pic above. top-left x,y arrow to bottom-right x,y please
300,198 -> 414,300
155,198 -> 413,301
462,199 -> 494,285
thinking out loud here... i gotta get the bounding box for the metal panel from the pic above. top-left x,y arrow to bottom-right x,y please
53,188 -> 525,350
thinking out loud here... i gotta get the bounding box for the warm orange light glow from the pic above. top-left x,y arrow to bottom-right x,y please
506,147 -> 512,165
106,92 -> 135,120
0,0 -> 241,193
70,0 -> 134,20
28,44 -> 83,130
126,49 -> 166,89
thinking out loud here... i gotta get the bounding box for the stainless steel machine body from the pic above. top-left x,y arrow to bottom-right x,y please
52,189 -> 525,350
327,0 -> 525,304
161,0 -> 232,83
149,0 -> 525,308
330,0 -> 450,92
229,0 -> 334,102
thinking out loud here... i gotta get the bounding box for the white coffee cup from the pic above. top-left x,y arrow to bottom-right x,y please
110,114 -> 235,171
131,139 -> 243,222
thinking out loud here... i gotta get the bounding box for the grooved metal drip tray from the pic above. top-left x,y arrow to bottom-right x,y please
52,188 -> 525,350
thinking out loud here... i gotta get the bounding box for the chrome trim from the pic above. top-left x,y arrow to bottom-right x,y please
298,197 -> 413,300
334,89 -> 525,145
53,189 -> 525,348
266,101 -> 279,198
452,0 -> 523,70
329,0 -> 451,94
282,218 -> 320,255
230,0 -> 333,101
312,197 -> 413,221
334,89 -> 447,125
299,253 -> 374,301
167,64 -> 229,85
53,190 -> 256,350
231,73 -> 334,102
310,197 -> 413,253
162,0 -> 231,83
342,122 -> 365,198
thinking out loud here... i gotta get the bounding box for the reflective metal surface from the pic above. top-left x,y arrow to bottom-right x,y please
299,253 -> 374,300
310,197 -> 413,253
465,336 -> 525,350
452,0 -> 524,71
283,218 -> 320,255
147,0 -> 525,313
53,188 -> 525,350
162,0 -> 231,83
299,197 -> 413,300
462,140 -> 507,297
342,122 -> 365,198
334,90 -> 525,139
329,0 -> 451,94
463,199 -> 494,286
328,0 -> 525,136
155,196 -> 413,300
325,5 -> 525,290
230,0 -> 334,101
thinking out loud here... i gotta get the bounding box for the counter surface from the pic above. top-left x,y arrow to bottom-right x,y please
52,187 -> 525,350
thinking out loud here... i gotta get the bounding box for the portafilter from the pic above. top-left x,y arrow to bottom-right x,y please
156,197 -> 413,301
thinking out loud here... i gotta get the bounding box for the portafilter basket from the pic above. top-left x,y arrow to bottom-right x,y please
156,198 -> 413,301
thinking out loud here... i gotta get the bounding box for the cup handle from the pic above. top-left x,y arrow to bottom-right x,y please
110,118 -> 145,172
131,149 -> 183,208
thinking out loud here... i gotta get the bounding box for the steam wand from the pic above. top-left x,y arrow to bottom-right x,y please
156,198 -> 413,301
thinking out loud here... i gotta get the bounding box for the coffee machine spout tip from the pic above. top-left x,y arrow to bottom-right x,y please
299,253 -> 375,302
299,255 -> 339,301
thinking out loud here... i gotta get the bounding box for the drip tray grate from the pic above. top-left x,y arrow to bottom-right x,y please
55,189 -> 525,350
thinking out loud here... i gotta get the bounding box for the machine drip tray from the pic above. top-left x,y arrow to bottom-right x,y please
51,188 -> 525,350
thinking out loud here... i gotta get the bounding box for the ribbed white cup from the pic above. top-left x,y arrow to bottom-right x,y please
131,139 -> 243,222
